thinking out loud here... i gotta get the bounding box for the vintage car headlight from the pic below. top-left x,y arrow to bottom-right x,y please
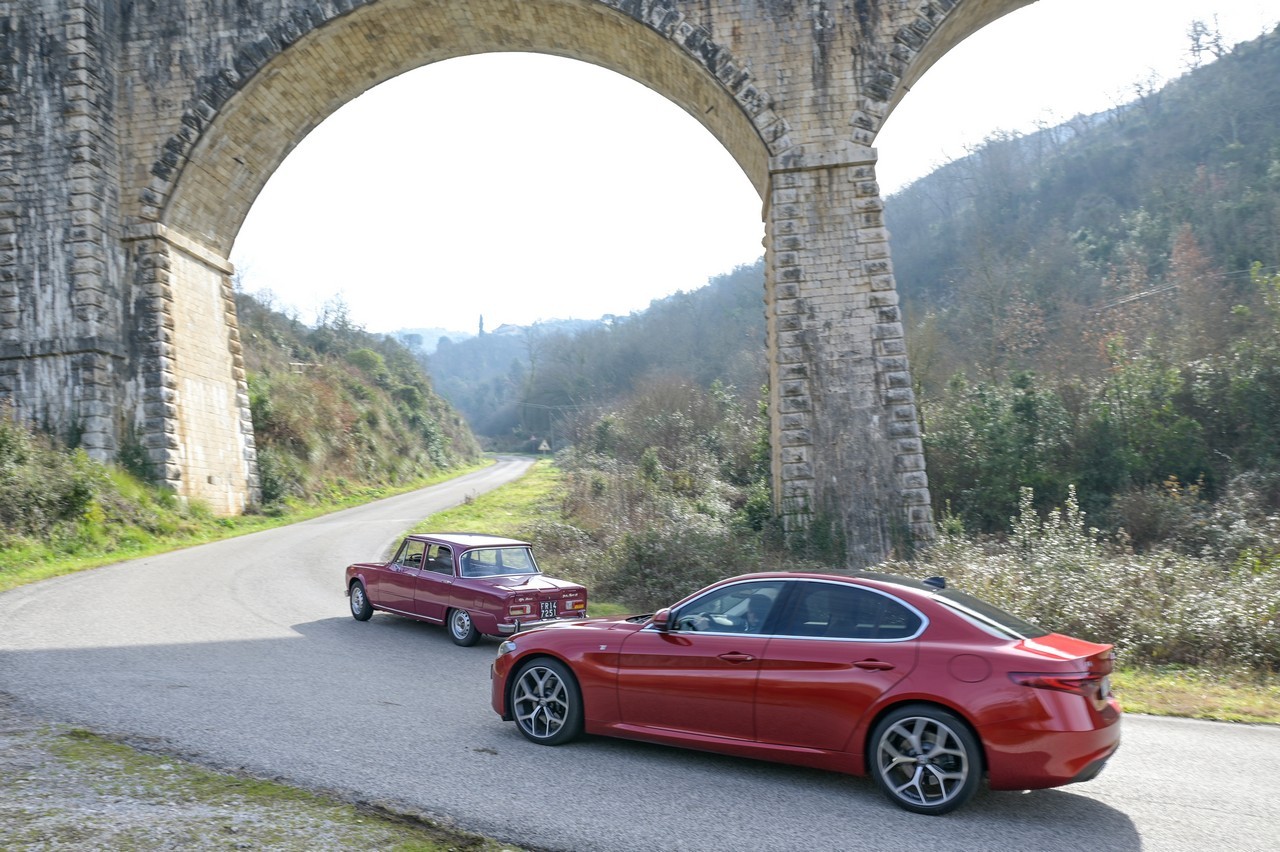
497,639 -> 518,657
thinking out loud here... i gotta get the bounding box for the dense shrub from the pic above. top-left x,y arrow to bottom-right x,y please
0,417 -> 105,536
0,417 -> 224,573
513,380 -> 777,608
922,265 -> 1280,543
900,487 -> 1280,671
597,524 -> 761,611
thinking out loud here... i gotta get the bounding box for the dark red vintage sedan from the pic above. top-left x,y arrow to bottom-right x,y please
490,572 -> 1120,814
345,533 -> 587,646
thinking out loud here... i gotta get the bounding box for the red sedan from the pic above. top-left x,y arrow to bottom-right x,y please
490,572 -> 1120,814
345,533 -> 587,646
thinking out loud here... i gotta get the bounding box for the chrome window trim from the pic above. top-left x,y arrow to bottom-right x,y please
376,603 -> 444,625
649,577 -> 929,642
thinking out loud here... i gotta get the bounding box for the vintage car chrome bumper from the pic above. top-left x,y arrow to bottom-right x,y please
498,611 -> 589,635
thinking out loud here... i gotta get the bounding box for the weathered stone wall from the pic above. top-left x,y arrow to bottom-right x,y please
6,0 -> 1033,560
766,149 -> 929,561
2,1 -> 126,460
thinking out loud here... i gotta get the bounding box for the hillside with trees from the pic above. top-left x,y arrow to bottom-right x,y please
1,290 -> 481,579
235,292 -> 482,507
891,25 -> 1280,390
888,25 -> 1280,534
417,261 -> 767,450
420,25 -> 1280,548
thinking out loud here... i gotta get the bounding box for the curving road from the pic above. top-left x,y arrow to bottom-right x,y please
2,456 -> 1278,851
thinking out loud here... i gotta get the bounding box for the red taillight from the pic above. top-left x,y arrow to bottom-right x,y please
568,600 -> 586,611
508,604 -> 532,617
1010,672 -> 1106,698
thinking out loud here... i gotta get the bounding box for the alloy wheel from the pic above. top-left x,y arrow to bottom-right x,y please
873,711 -> 977,814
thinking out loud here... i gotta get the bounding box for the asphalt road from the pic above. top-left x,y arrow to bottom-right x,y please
2,456 -> 1278,851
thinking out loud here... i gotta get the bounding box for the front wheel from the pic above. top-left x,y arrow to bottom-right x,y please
869,705 -> 982,815
510,658 -> 583,745
447,608 -> 480,646
349,581 -> 373,621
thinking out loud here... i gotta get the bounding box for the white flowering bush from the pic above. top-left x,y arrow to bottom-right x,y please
900,485 -> 1280,670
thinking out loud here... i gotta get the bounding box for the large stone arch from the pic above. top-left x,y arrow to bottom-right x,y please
156,1 -> 783,246
9,0 -> 1034,561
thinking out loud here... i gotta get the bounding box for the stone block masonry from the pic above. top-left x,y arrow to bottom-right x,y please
6,0 -> 1034,560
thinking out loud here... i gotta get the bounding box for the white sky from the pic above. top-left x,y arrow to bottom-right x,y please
230,1 -> 1278,334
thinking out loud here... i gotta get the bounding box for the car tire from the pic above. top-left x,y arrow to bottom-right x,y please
510,658 -> 583,746
349,581 -> 373,621
869,704 -> 982,815
447,608 -> 480,646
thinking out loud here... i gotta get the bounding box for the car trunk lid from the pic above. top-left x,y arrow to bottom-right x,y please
498,575 -> 588,620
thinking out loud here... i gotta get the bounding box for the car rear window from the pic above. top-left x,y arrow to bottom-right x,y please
460,546 -> 539,577
933,590 -> 1050,639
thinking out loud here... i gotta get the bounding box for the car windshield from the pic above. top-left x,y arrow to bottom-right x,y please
459,546 -> 540,578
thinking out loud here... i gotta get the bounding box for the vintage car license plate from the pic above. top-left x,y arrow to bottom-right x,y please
541,600 -> 558,620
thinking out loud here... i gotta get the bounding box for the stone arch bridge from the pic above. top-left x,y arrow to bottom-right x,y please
5,0 -> 1031,565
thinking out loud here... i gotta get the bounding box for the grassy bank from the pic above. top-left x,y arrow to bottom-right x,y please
0,460 -> 490,594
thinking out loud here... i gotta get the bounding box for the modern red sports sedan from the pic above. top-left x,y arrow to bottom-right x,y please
345,533 -> 588,646
490,572 -> 1120,814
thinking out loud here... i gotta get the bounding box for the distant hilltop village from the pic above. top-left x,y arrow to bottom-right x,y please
395,316 -> 614,354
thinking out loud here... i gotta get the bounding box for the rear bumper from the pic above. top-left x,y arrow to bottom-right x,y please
1069,746 -> 1117,784
496,611 -> 589,635
984,721 -> 1121,790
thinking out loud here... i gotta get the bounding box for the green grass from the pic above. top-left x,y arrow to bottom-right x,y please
1112,666 -> 1280,724
0,460 -> 491,594
411,458 -> 562,534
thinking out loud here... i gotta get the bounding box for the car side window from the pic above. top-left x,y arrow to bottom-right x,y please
673,581 -> 784,634
781,583 -> 922,640
425,545 -> 453,574
460,550 -> 492,578
395,539 -> 426,569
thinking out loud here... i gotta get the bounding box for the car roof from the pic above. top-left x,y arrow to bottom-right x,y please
405,532 -> 531,549
699,571 -> 939,598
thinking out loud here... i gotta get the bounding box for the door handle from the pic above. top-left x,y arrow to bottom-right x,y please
718,653 -> 756,663
854,660 -> 895,671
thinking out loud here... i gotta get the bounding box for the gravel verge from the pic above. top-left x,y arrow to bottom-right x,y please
0,694 -> 524,851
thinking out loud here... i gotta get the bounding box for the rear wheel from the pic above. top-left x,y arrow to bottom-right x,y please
447,608 -> 480,646
510,658 -> 583,745
869,704 -> 981,815
349,581 -> 373,621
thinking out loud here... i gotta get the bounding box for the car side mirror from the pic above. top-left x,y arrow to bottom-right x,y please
650,608 -> 672,631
